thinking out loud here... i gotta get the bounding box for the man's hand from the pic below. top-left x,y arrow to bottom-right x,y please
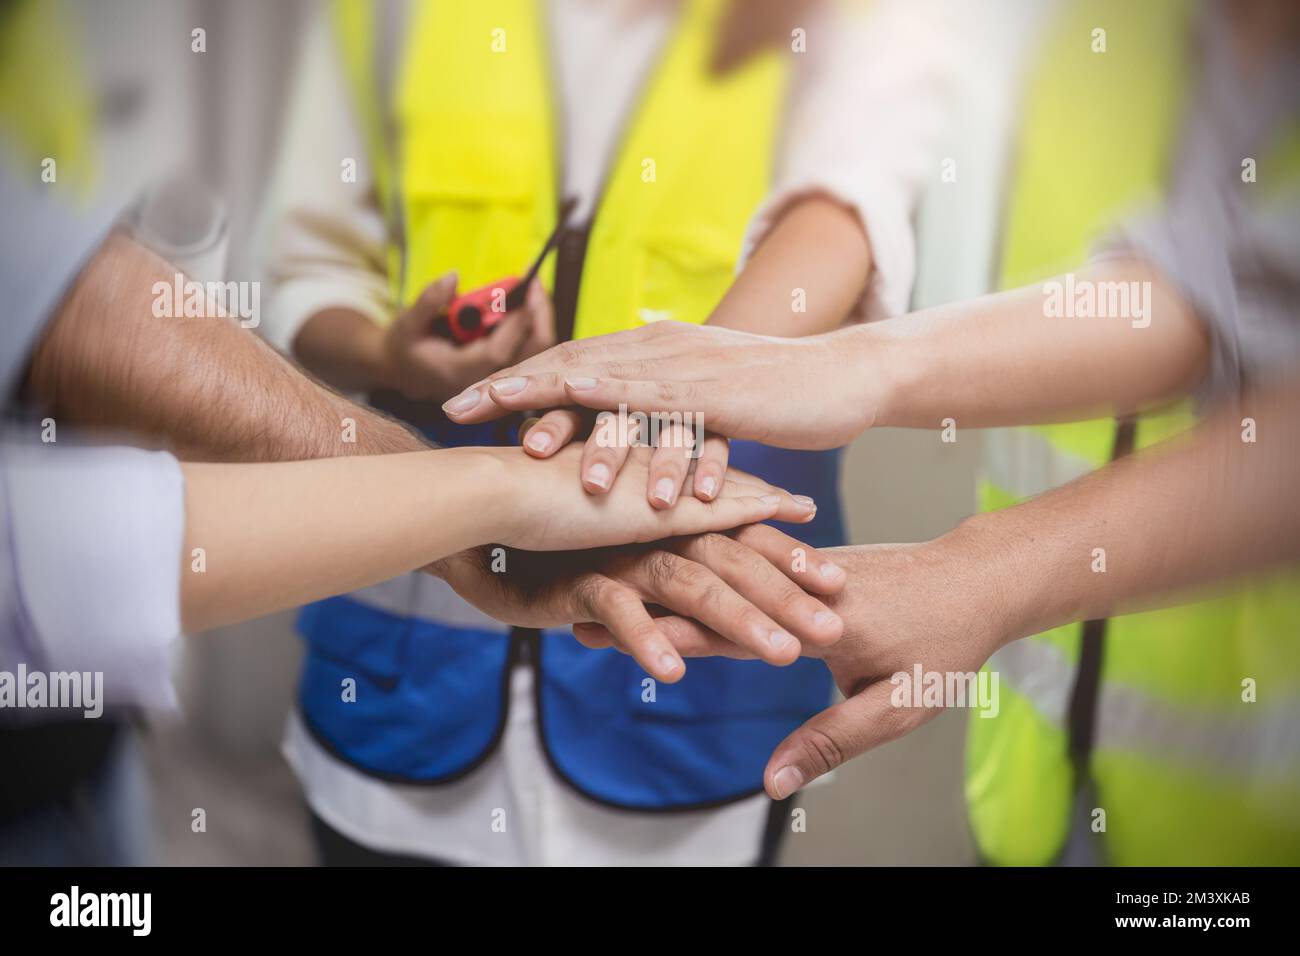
761,538 -> 1019,799
429,523 -> 848,683
620,529 -> 1024,798
381,272 -> 555,402
441,321 -> 880,450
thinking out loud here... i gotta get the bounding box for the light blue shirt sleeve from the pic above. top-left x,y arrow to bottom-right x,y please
0,136 -> 125,401
1,136 -> 186,711
0,441 -> 185,710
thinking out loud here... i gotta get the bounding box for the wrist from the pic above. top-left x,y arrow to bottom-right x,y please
446,446 -> 528,545
932,512 -> 1045,651
828,322 -> 894,432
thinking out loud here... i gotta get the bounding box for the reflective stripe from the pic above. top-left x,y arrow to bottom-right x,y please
990,640 -> 1300,779
987,641 -> 1073,726
982,426 -> 1096,499
346,573 -> 509,633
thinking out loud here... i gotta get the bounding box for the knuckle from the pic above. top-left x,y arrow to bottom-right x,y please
691,532 -> 730,559
642,550 -> 680,587
688,576 -> 726,609
798,726 -> 846,776
775,584 -> 807,615
606,360 -> 648,380
569,576 -> 601,617
558,343 -> 587,368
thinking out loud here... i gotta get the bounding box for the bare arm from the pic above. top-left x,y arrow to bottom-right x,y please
455,259 -> 1211,449
872,258 -> 1211,429
723,381 -> 1300,797
986,382 -> 1299,630
707,194 -> 872,337
25,232 -> 423,461
179,444 -> 794,633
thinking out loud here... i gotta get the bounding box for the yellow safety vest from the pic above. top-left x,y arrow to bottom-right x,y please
966,0 -> 1300,865
332,0 -> 786,339
0,0 -> 94,192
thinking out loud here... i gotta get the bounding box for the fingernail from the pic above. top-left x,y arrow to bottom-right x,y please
813,610 -> 840,630
820,562 -> 845,580
772,765 -> 805,800
587,463 -> 612,490
794,495 -> 817,510
442,388 -> 480,415
653,477 -> 676,504
565,377 -> 598,390
760,494 -> 782,506
659,653 -> 682,677
491,376 -> 527,396
525,430 -> 553,453
768,630 -> 797,653
698,475 -> 718,498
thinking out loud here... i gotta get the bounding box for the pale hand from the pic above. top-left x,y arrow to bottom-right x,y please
487,443 -> 818,553
441,321 -> 879,450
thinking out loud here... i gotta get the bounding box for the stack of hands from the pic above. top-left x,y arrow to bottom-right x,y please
427,322 -> 1014,801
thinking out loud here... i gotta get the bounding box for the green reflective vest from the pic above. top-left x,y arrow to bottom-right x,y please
966,0 -> 1300,866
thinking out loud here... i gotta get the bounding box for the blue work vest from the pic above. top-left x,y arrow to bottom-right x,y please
297,415 -> 843,810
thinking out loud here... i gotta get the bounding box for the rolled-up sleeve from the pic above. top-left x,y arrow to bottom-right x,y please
0,141 -> 124,399
739,0 -> 961,321
1,442 -> 184,709
259,15 -> 393,355
1093,177 -> 1300,409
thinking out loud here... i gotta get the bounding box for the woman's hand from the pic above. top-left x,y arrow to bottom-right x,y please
429,523 -> 848,683
485,443 -> 817,552
441,321 -> 881,450
517,409 -> 736,508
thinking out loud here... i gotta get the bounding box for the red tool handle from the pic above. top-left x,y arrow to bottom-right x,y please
430,197 -> 578,346
432,276 -> 522,344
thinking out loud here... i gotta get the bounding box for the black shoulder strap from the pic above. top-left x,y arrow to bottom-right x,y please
1066,417 -> 1137,782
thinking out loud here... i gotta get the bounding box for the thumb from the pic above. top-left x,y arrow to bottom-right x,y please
763,681 -> 907,799
400,271 -> 459,336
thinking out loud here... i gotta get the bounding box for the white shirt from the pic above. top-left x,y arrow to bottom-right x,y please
266,0 -> 959,865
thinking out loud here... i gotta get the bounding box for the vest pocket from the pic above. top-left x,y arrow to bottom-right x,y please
297,596 -> 409,689
635,230 -> 738,327
401,114 -> 537,202
399,116 -> 542,299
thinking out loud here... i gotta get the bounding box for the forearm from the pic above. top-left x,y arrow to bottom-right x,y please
859,259 -> 1210,429
26,233 -> 421,461
708,195 -> 872,337
180,447 -> 509,631
943,382 -> 1300,644
292,307 -> 395,394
